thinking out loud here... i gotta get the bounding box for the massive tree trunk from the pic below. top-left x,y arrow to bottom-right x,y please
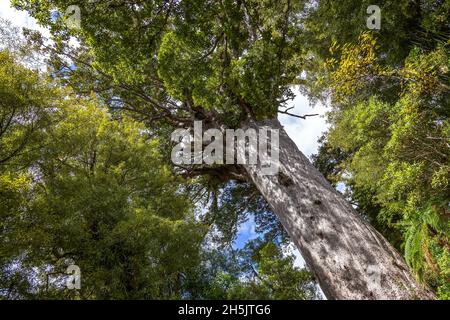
241,118 -> 435,300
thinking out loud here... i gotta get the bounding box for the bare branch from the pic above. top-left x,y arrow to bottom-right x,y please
277,110 -> 319,119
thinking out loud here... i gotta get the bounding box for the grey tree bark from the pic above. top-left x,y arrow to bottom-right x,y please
241,118 -> 435,300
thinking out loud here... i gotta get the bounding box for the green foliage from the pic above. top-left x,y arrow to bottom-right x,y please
302,0 -> 450,100
186,240 -> 319,300
404,203 -> 447,280
0,50 -> 53,165
199,181 -> 287,245
0,51 -> 206,298
12,0 -> 309,121
435,247 -> 450,300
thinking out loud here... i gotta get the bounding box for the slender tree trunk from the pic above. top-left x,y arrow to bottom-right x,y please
241,118 -> 435,300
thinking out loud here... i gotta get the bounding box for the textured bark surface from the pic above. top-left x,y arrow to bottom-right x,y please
242,118 -> 435,300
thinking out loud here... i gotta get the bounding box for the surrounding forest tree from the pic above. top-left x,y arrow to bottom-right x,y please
0,0 -> 447,299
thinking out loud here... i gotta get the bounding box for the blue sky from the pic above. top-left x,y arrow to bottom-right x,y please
234,215 -> 258,249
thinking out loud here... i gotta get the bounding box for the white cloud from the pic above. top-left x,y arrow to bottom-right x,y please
279,87 -> 329,158
237,218 -> 257,238
282,242 -> 306,268
0,0 -> 50,37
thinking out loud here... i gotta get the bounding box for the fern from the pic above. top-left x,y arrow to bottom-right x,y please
404,202 -> 448,282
